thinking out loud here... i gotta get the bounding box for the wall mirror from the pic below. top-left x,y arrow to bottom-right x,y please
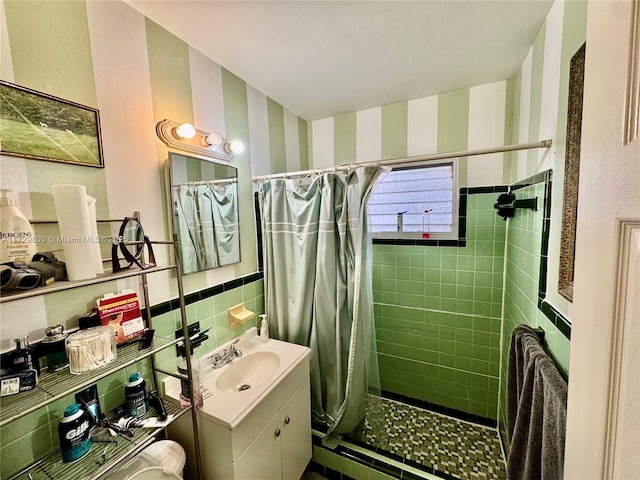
168,152 -> 240,274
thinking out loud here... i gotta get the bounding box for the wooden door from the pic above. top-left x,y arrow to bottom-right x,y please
564,1 -> 640,478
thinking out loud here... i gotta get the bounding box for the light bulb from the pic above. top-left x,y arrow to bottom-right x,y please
224,140 -> 245,154
174,123 -> 196,139
203,132 -> 222,146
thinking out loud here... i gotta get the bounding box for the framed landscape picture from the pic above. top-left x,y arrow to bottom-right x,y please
0,80 -> 104,168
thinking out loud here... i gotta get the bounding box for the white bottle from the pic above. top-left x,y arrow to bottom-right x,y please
0,189 -> 37,263
260,314 -> 269,343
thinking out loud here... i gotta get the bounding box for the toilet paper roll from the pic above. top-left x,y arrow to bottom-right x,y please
51,185 -> 97,281
86,196 -> 104,275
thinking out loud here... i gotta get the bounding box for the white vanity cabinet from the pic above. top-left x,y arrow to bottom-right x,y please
171,339 -> 312,480
234,378 -> 311,480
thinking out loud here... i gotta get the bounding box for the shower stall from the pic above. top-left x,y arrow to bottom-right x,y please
255,143 -> 553,480
344,188 -> 509,480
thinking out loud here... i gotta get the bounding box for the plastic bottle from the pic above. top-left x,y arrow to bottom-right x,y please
10,336 -> 39,375
177,347 -> 203,409
260,314 -> 269,343
125,373 -> 148,418
0,189 -> 37,263
58,403 -> 92,462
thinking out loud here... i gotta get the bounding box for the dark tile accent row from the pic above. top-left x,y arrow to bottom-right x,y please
539,301 -> 572,340
510,170 -> 551,190
307,458 -> 356,480
402,470 -> 436,480
379,390 -> 497,428
325,467 -> 355,480
305,460 -> 327,476
148,271 -> 264,318
536,171 -> 553,305
463,186 -> 510,195
374,238 -> 466,247
372,185 -> 508,248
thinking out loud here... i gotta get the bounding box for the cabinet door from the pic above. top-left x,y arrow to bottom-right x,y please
234,414 -> 282,480
280,378 -> 311,480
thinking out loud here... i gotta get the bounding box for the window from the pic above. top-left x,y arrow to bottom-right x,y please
368,160 -> 458,239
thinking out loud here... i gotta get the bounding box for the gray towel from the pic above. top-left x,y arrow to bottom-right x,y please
507,325 -> 568,480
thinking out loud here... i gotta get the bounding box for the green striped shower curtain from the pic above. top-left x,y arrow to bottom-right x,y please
258,167 -> 384,445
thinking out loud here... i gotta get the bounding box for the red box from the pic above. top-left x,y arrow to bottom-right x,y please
97,290 -> 145,345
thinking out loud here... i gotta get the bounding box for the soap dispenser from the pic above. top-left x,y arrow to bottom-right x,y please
260,315 -> 269,343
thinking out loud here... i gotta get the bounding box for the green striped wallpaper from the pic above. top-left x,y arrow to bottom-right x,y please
334,112 -> 356,165
381,101 -> 408,160
267,97 -> 287,174
526,22 -> 546,176
310,82 -> 501,188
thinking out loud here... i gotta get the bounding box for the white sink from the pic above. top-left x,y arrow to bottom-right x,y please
162,327 -> 310,429
216,350 -> 280,392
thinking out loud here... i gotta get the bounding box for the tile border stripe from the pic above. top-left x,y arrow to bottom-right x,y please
148,271 -> 264,317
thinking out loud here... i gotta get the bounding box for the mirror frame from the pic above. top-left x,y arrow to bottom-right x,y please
558,43 -> 586,302
167,152 -> 241,275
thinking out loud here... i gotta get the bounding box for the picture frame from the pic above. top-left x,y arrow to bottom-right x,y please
558,43 -> 586,302
0,80 -> 104,168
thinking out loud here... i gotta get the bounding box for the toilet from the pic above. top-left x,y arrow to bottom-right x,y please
103,440 -> 186,480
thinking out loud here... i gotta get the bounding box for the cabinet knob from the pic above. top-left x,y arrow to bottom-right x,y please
275,428 -> 281,437
284,416 -> 291,425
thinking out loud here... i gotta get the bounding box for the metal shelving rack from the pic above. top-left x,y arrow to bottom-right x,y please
1,225 -> 203,479
10,402 -> 188,480
0,334 -> 177,427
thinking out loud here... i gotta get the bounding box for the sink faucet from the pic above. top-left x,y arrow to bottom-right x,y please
212,339 -> 242,369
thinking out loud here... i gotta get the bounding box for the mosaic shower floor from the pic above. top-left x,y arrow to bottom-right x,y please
350,395 -> 507,480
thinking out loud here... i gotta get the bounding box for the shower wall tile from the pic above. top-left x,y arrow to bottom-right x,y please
374,192 -> 505,420
498,179 -> 570,450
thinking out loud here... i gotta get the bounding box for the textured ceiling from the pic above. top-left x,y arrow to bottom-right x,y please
126,0 -> 554,120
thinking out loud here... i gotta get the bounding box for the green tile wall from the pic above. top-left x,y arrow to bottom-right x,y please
0,278 -> 264,478
498,181 -> 570,450
153,279 -> 265,373
373,193 -> 505,420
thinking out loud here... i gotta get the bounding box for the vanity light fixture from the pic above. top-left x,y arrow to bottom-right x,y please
156,119 -> 238,162
174,123 -> 196,140
224,140 -> 245,154
203,132 -> 222,147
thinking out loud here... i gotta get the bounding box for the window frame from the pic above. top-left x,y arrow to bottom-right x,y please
368,158 -> 459,241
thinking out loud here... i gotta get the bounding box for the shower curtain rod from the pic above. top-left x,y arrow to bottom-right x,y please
252,139 -> 552,181
175,178 -> 237,187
